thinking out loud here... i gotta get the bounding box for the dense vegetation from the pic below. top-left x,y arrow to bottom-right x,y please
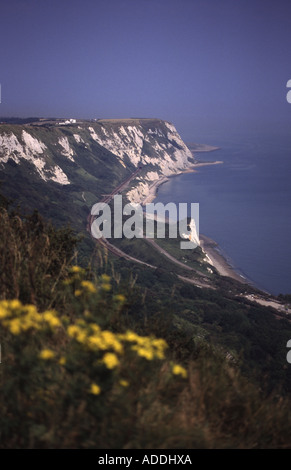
1,197 -> 291,449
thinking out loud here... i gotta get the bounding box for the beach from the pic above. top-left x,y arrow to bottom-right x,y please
140,160 -> 250,285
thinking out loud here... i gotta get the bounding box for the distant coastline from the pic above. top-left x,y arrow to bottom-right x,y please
140,152 -> 252,286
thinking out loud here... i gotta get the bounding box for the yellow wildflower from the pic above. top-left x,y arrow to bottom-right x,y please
74,289 -> 82,297
102,352 -> 119,369
19,317 -> 35,331
39,349 -> 55,360
67,325 -> 79,337
122,331 -> 140,342
78,331 -> 87,343
77,330 -> 87,343
119,379 -> 129,387
88,335 -> 106,350
81,280 -> 97,293
134,347 -> 154,361
90,383 -> 101,395
67,325 -> 87,343
90,323 -> 101,334
25,305 -> 38,316
172,364 -> 188,379
9,299 -> 22,310
112,340 -> 123,354
101,274 -> 111,282
59,356 -> 66,366
71,266 -> 82,273
152,338 -> 168,350
9,319 -> 21,335
101,331 -> 123,353
43,311 -> 61,328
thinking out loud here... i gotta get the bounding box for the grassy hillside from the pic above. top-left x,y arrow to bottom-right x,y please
1,200 -> 291,448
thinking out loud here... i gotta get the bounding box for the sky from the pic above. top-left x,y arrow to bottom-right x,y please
1,0 -> 291,139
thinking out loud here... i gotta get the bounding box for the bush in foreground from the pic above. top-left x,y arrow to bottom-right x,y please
0,269 -> 291,448
1,206 -> 291,448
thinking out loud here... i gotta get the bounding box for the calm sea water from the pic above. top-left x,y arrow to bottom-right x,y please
155,130 -> 291,295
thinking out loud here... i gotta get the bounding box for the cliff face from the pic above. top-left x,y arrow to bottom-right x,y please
87,119 -> 193,203
89,120 -> 192,168
0,118 -> 193,223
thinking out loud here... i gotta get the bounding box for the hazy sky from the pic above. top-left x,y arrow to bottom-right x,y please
1,0 -> 291,139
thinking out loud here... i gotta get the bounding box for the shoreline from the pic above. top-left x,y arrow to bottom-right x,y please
199,234 -> 250,284
140,160 -> 253,286
141,160 -> 223,205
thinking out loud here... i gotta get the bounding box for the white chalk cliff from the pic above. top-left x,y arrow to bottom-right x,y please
0,119 -> 193,199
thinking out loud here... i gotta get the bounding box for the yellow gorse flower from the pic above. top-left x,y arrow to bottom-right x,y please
119,331 -> 140,342
39,349 -> 55,360
71,266 -> 83,273
118,330 -> 168,361
9,319 -> 22,335
88,335 -> 106,349
172,364 -> 188,379
67,324 -> 87,343
81,280 -> 97,294
43,311 -> 61,328
9,300 -> 22,310
119,379 -> 129,387
102,352 -> 119,369
133,347 -> 154,360
67,322 -> 124,354
0,299 -> 187,390
0,301 -> 62,335
101,331 -> 123,353
90,323 -> 101,333
90,383 -> 101,395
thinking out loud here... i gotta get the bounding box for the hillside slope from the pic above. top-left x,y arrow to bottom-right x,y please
0,118 -> 195,224
1,118 -> 291,403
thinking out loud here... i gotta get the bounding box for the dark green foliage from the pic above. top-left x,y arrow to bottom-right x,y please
1,203 -> 291,448
0,206 -> 79,309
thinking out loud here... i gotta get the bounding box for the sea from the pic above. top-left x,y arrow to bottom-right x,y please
154,129 -> 291,295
